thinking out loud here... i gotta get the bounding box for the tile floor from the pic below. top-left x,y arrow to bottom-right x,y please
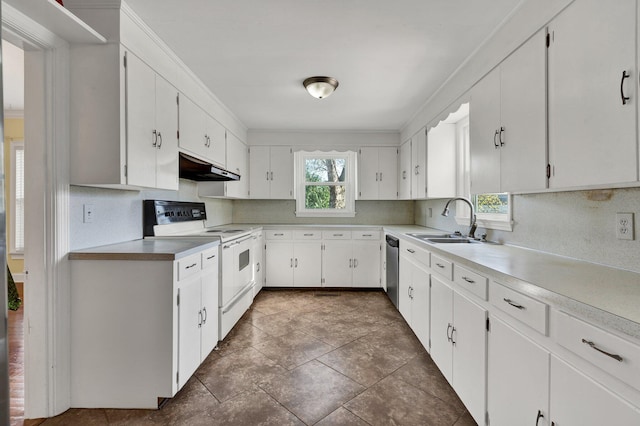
30,289 -> 477,425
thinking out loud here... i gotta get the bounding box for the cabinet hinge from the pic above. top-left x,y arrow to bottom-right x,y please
429,338 -> 431,348
177,293 -> 180,306
176,94 -> 179,105
176,371 -> 179,384
359,191 -> 362,197
321,278 -> 325,284
546,163 -> 551,179
123,52 -> 127,68
124,164 -> 127,177
290,148 -> 293,154
177,130 -> 180,140
546,32 -> 550,47
486,411 -> 490,425
486,317 -> 490,332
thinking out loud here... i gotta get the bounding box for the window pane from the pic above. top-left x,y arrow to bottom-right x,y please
305,158 -> 346,183
474,193 -> 508,214
305,185 -> 346,209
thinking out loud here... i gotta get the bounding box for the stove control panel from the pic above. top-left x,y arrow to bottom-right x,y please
143,200 -> 207,236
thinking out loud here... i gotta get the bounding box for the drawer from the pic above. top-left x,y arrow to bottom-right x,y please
400,239 -> 430,269
554,310 -> 640,391
431,254 -> 453,280
265,230 -> 292,240
353,230 -> 381,240
322,231 -> 352,240
294,230 -> 322,240
201,247 -> 219,270
454,264 -> 488,300
177,252 -> 201,281
490,281 -> 548,334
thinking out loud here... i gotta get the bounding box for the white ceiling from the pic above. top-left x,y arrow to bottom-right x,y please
2,40 -> 25,113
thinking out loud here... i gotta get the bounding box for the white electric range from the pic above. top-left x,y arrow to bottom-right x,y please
143,200 -> 260,339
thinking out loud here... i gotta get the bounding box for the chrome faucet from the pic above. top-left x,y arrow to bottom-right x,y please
441,197 -> 477,239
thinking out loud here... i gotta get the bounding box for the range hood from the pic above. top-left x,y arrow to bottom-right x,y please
179,152 -> 240,182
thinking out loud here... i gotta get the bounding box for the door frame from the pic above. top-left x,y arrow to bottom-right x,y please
3,3 -> 71,418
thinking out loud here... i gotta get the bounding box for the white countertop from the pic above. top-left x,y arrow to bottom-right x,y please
69,239 -> 220,261
384,225 -> 640,340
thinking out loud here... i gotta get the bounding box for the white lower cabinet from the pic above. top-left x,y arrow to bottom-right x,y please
398,253 -> 430,350
430,274 -> 487,425
550,355 -> 640,426
487,316 -> 550,426
265,240 -> 322,287
323,236 -> 382,287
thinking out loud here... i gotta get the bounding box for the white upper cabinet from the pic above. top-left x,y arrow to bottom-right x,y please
426,124 -> 457,199
70,46 -> 179,190
358,147 -> 398,200
178,94 -> 226,168
548,0 -> 638,188
411,128 -> 427,199
470,29 -> 547,194
224,133 -> 249,198
249,146 -> 294,199
398,139 -> 412,199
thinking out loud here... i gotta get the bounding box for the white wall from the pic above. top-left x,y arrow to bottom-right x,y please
69,180 -> 233,250
249,130 -> 399,148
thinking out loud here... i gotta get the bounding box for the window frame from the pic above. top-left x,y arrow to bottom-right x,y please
295,150 -> 356,218
10,140 -> 25,257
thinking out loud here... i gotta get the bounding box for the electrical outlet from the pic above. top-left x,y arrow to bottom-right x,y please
83,204 -> 95,223
616,213 -> 634,240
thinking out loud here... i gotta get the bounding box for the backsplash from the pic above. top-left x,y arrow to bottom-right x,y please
232,200 -> 414,225
415,188 -> 640,273
69,180 -> 233,250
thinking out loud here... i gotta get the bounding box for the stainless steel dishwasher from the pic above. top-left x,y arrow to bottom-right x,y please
385,235 -> 399,309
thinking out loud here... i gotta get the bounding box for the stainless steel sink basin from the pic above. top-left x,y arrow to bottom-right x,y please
406,233 -> 482,244
426,237 -> 478,244
406,233 -> 451,239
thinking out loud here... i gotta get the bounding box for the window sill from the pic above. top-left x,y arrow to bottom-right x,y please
455,216 -> 512,232
295,211 -> 356,218
9,252 -> 24,259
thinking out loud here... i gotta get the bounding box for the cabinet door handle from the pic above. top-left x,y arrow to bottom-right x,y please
353,259 -> 358,268
266,171 -> 270,181
493,129 -> 500,148
451,326 -> 456,345
503,298 -> 525,310
621,70 -> 631,105
290,258 -> 293,268
204,134 -> 208,147
152,129 -> 158,147
375,172 -> 379,181
446,323 -> 452,342
157,131 -> 163,148
270,171 -> 274,180
402,170 -> 407,180
499,126 -> 505,147
349,259 -> 353,268
256,262 -> 260,272
536,410 -> 544,426
406,248 -> 415,254
581,339 -> 624,362
295,258 -> 298,268
379,172 -> 383,181
198,310 -> 202,328
462,276 -> 475,284
202,307 -> 207,324
206,254 -> 216,260
435,263 -> 445,269
185,263 -> 197,269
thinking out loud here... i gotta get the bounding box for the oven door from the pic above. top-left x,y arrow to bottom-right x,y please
221,235 -> 253,306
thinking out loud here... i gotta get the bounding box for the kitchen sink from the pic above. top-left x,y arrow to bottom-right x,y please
406,233 -> 481,244
425,237 -> 478,244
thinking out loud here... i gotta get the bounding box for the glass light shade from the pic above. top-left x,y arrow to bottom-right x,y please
303,77 -> 339,99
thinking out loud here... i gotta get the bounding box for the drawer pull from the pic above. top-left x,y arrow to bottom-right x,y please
462,276 -> 475,284
406,249 -> 416,253
362,234 -> 373,237
436,263 -> 445,268
206,254 -> 216,260
303,233 -> 314,236
274,233 -> 284,236
581,339 -> 624,362
503,298 -> 525,310
185,263 -> 197,269
333,233 -> 343,236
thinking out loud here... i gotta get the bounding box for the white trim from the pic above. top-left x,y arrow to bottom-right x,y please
9,140 -> 24,255
11,272 -> 26,283
4,109 -> 24,118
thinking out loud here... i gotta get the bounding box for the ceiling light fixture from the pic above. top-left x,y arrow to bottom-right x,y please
303,76 -> 339,99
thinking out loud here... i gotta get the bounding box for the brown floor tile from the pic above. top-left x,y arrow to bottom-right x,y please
40,409 -> 108,425
251,311 -> 314,338
254,330 -> 334,370
315,407 -> 371,426
260,360 -> 365,425
210,388 -> 305,425
344,376 -> 462,426
196,346 -> 287,401
215,319 -> 274,356
391,352 -> 466,412
318,339 -> 408,387
454,411 -> 478,426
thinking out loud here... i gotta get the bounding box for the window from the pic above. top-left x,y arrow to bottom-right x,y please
295,151 -> 356,217
455,110 -> 512,231
10,141 -> 25,255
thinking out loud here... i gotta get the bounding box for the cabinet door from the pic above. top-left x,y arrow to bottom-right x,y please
430,275 -> 453,382
488,316 -> 549,426
470,67 -> 501,194
178,94 -> 207,159
125,52 -> 157,189
154,75 -> 179,190
411,265 -> 430,350
426,123 -> 456,198
378,147 -> 398,200
206,114 -> 226,167
225,133 -> 248,198
550,355 -> 640,426
398,253 -> 413,323
452,291 -> 487,425
358,147 -> 379,200
398,139 -> 412,200
548,0 -> 637,188
411,128 -> 427,199
500,30 -> 547,193
352,240 -> 381,288
178,274 -> 202,389
249,146 -> 271,199
265,242 -> 294,286
293,242 -> 322,287
200,262 -> 219,361
269,146 -> 294,199
322,241 -> 352,287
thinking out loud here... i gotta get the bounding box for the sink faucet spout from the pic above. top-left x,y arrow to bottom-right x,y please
441,197 -> 477,239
